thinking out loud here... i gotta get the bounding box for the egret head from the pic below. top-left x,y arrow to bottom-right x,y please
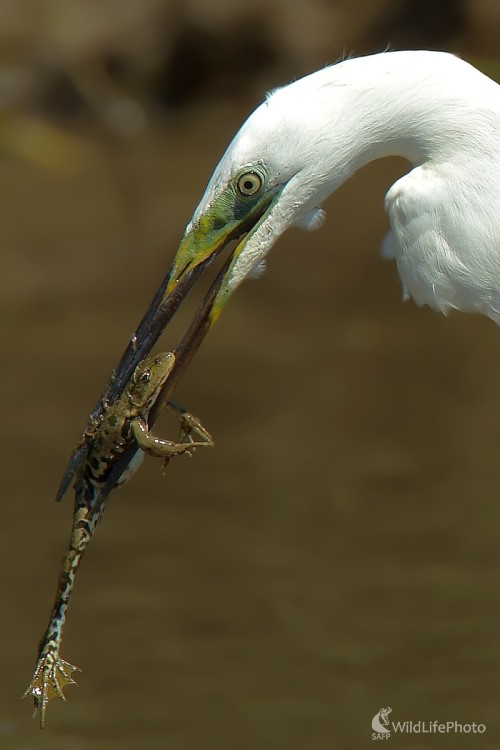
166,50 -> 453,324
165,74 -> 335,322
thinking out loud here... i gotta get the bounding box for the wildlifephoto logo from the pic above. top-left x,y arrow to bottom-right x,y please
372,708 -> 392,740
371,707 -> 486,741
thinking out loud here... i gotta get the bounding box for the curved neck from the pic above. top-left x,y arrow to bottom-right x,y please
285,51 -> 500,196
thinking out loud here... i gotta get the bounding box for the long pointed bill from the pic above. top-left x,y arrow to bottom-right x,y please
56,172 -> 282,503
95,184 -> 284,504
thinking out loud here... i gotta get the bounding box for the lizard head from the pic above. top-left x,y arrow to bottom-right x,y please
128,351 -> 176,411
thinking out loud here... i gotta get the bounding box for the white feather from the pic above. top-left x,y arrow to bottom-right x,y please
295,207 -> 326,231
190,50 -> 500,324
248,259 -> 267,279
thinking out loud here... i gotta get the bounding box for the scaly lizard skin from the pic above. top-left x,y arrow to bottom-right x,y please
23,351 -> 213,727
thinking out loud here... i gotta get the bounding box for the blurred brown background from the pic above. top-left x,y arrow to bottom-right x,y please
2,1 -> 500,748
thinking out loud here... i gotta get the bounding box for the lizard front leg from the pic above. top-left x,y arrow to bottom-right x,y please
130,417 -> 213,463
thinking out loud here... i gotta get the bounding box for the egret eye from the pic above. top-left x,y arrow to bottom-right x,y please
236,170 -> 263,196
138,370 -> 151,384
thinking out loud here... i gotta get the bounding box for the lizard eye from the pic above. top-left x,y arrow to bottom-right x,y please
138,370 -> 151,384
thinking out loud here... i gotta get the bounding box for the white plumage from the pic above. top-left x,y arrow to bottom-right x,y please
178,50 -> 500,326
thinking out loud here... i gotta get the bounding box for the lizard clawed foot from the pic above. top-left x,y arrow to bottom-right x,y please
161,404 -> 214,471
177,412 -> 213,446
160,411 -> 214,472
22,648 -> 80,728
167,402 -> 213,445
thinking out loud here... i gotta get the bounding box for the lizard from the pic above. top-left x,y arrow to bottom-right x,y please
23,350 -> 213,727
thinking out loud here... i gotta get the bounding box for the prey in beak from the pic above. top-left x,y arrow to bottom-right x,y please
90,167 -> 287,500
55,169 -> 283,501
56,74 -> 323,498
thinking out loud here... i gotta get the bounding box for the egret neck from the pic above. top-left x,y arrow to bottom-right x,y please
164,50 -> 500,326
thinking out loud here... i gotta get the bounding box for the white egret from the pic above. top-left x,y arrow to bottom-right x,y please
57,50 -> 500,497
165,50 -> 500,328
